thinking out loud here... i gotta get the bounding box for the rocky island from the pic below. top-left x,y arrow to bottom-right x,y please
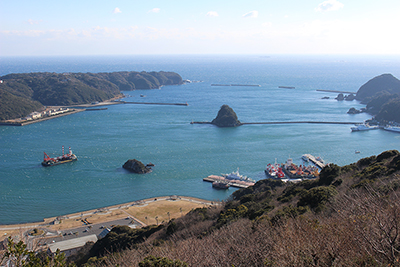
211,105 -> 242,127
349,73 -> 400,123
122,159 -> 152,174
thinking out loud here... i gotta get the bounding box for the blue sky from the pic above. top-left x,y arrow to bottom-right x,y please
1,0 -> 399,56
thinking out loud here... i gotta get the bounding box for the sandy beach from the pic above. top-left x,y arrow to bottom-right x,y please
0,196 -> 219,241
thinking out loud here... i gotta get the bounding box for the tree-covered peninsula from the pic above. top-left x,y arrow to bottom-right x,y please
0,71 -> 183,120
355,73 -> 400,123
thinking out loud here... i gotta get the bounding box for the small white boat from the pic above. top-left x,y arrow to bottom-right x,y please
351,123 -> 379,132
301,155 -> 309,162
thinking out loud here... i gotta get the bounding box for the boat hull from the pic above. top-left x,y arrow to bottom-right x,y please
42,155 -> 77,167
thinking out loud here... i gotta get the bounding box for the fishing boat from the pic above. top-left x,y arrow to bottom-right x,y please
282,158 -> 319,179
42,146 -> 77,167
265,160 -> 286,179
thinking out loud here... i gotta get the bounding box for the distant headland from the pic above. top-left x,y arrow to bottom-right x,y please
0,71 -> 183,121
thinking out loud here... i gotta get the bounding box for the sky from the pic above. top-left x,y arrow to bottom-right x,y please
1,0 -> 400,56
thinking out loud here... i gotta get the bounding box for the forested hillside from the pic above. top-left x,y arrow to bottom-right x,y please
68,150 -> 400,267
0,71 -> 183,120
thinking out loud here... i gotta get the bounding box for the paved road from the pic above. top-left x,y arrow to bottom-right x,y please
35,217 -> 141,248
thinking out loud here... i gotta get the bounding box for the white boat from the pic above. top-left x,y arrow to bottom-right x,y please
351,123 -> 379,132
384,125 -> 400,133
222,168 -> 255,182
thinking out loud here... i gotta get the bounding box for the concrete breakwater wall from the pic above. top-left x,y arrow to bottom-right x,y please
191,121 -> 362,125
122,101 -> 188,106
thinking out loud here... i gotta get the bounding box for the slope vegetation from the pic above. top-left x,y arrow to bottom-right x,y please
0,71 -> 183,120
72,150 -> 400,267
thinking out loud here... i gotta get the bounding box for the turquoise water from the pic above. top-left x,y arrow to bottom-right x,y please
1,55 -> 400,224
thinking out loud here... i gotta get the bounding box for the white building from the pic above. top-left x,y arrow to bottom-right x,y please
47,234 -> 98,257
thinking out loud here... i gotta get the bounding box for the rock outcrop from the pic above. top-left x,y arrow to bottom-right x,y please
347,107 -> 363,114
335,93 -> 344,101
123,159 -> 151,174
211,105 -> 241,127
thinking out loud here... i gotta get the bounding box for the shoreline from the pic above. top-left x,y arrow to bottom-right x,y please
0,94 -> 125,126
0,195 -> 219,239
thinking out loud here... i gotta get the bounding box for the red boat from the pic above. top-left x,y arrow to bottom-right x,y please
42,146 -> 77,167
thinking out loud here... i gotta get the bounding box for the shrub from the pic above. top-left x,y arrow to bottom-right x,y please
376,150 -> 399,162
139,255 -> 188,267
319,164 -> 341,185
298,186 -> 338,212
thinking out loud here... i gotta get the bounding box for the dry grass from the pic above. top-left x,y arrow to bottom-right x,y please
0,196 -> 217,241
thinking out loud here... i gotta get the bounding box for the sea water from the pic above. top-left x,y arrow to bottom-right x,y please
0,55 -> 399,224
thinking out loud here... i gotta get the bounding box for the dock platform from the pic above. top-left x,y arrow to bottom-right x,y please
203,175 -> 255,188
302,154 -> 326,169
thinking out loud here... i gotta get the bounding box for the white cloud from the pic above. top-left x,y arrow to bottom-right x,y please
242,11 -> 258,18
27,19 -> 42,25
315,0 -> 344,12
206,11 -> 219,17
113,7 -> 122,14
262,22 -> 272,28
149,8 -> 160,13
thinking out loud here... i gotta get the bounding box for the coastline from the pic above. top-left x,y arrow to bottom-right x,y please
0,94 -> 125,126
0,196 -> 219,240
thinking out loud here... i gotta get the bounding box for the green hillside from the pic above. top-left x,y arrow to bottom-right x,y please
0,71 -> 183,120
69,150 -> 400,266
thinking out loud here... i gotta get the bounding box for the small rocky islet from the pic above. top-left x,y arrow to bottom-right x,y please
211,104 -> 242,127
122,159 -> 152,174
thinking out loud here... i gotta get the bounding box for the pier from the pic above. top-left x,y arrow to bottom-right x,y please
302,154 -> 326,169
203,175 -> 255,188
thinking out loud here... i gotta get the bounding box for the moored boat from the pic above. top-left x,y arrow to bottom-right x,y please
282,158 -> 319,179
212,181 -> 230,189
351,123 -> 379,132
265,160 -> 286,179
222,168 -> 255,183
384,125 -> 400,133
42,146 -> 77,167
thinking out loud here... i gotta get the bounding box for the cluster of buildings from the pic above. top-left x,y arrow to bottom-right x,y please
23,107 -> 71,121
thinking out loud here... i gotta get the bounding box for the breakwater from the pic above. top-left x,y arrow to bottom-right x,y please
316,89 -> 357,94
211,84 -> 261,87
191,121 -> 362,125
122,101 -> 188,106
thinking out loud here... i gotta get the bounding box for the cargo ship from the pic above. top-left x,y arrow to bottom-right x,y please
42,146 -> 77,167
